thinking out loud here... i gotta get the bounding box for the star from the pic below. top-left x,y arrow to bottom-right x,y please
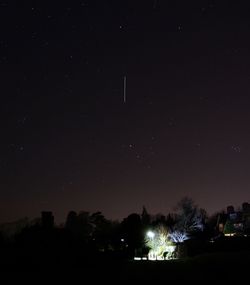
231,145 -> 241,153
177,25 -> 183,31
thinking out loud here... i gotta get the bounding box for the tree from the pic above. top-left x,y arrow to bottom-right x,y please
145,225 -> 176,260
65,210 -> 93,243
121,213 -> 144,257
168,231 -> 189,243
65,211 -> 78,232
90,211 -> 112,251
165,213 -> 175,230
223,220 -> 235,236
174,197 -> 204,233
141,206 -> 151,226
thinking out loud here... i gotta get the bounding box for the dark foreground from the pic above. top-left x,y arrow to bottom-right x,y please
0,248 -> 249,284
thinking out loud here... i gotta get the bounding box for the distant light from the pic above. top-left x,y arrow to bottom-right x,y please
121,238 -> 124,242
134,257 -> 141,260
147,231 -> 155,239
224,233 -> 236,237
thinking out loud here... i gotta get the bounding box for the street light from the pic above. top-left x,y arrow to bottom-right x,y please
147,230 -> 155,239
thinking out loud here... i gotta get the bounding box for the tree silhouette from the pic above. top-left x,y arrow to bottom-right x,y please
141,206 -> 151,226
174,197 -> 204,234
121,213 -> 144,258
223,220 -> 235,236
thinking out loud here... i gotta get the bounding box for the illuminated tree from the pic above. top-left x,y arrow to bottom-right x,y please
168,231 -> 189,243
174,197 -> 204,233
145,225 -> 176,260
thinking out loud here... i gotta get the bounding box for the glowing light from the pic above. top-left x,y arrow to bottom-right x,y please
147,231 -> 155,239
156,256 -> 164,260
224,233 -> 236,237
146,226 -> 177,260
148,251 -> 157,260
164,244 -> 176,260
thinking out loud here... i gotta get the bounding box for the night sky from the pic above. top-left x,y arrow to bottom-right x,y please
1,0 -> 250,224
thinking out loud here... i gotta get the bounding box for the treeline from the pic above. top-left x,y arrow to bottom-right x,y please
0,197 -> 250,261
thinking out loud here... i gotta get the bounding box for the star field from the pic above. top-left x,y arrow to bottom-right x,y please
1,1 -> 250,223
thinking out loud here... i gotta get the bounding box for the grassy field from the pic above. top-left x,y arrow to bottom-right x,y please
0,248 -> 249,284
122,251 -> 250,283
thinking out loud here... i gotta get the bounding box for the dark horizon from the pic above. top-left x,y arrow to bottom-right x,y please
1,1 -> 250,224
1,197 -> 248,226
